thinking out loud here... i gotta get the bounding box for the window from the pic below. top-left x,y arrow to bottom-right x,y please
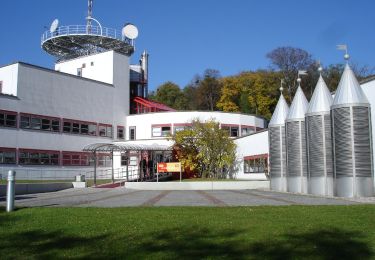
0,81 -> 2,93
20,114 -> 60,132
244,155 -> 268,174
98,154 -> 111,167
121,154 -> 128,166
77,68 -> 82,77
91,62 -> 94,66
0,148 -> 16,164
62,152 -> 89,166
173,124 -> 192,133
82,63 -> 86,68
19,149 -> 60,166
241,126 -> 255,136
63,119 -> 97,136
0,110 -> 17,128
152,125 -> 171,137
98,124 -> 112,137
117,126 -> 125,139
221,125 -> 239,137
129,126 -> 136,140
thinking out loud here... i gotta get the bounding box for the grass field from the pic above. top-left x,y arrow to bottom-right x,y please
0,205 -> 374,259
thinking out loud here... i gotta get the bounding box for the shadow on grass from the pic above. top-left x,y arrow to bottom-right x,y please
130,227 -> 373,259
0,226 -> 372,259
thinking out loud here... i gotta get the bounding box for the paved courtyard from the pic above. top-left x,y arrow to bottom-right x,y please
1,188 -> 373,207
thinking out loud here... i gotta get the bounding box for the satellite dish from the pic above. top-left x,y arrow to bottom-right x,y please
122,23 -> 138,39
50,19 -> 59,33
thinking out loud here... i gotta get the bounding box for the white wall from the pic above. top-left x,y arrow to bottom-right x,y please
360,80 -> 375,174
55,51 -> 114,84
125,111 -> 266,140
0,63 -> 18,96
234,130 -> 269,180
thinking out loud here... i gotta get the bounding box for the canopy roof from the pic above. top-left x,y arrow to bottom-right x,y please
83,142 -> 172,152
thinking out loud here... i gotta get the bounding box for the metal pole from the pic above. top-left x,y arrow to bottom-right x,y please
6,170 -> 16,212
126,151 -> 129,182
93,151 -> 97,186
111,151 -> 114,184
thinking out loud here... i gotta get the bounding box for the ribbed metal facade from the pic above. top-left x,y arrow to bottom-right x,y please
306,113 -> 333,195
332,105 -> 374,197
286,120 -> 307,193
269,126 -> 287,191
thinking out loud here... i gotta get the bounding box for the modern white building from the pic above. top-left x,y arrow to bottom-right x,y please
0,2 -> 269,181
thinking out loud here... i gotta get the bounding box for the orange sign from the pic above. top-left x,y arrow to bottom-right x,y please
157,162 -> 182,173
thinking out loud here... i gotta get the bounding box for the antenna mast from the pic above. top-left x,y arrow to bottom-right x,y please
87,0 -> 93,33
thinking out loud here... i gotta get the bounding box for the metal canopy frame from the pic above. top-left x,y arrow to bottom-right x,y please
83,142 -> 172,186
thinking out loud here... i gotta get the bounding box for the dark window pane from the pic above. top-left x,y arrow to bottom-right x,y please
63,122 -> 71,132
231,127 -> 239,137
0,114 -> 5,126
99,126 -> 106,136
52,120 -> 60,131
41,119 -> 51,130
81,124 -> 89,134
72,123 -> 80,134
6,114 -> 17,127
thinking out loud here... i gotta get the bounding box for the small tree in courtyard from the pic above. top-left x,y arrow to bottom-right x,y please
171,119 -> 236,179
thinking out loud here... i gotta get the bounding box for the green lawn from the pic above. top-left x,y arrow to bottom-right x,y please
0,205 -> 374,259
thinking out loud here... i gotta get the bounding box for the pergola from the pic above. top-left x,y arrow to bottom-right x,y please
83,142 -> 172,185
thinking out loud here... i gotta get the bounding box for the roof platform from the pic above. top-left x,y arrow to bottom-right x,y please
41,25 -> 135,61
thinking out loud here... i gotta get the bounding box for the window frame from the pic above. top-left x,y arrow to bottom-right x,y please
152,124 -> 171,137
129,126 -> 136,140
18,149 -> 60,166
0,147 -> 17,165
117,125 -> 125,140
243,154 -> 268,174
0,110 -> 17,128
20,113 -> 60,132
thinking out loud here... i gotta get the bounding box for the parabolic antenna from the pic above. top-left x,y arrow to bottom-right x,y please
122,23 -> 138,39
50,19 -> 59,33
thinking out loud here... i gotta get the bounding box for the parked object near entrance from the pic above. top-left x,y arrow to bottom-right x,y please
269,92 -> 289,191
331,61 -> 374,197
285,83 -> 309,194
306,72 -> 334,196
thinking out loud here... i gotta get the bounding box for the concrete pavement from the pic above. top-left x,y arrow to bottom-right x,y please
1,187 -> 372,208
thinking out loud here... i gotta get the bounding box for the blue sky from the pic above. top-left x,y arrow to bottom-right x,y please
1,0 -> 374,91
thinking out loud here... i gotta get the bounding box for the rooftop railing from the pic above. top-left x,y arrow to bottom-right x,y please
41,25 -> 133,46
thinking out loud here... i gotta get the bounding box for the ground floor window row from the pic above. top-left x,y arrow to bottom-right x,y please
0,148 -> 112,167
0,110 -> 125,139
244,154 -> 268,174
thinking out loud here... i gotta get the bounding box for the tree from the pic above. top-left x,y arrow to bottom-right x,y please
150,81 -> 185,110
267,46 -> 315,100
171,119 -> 236,179
216,76 -> 241,112
196,69 -> 222,111
217,70 -> 281,119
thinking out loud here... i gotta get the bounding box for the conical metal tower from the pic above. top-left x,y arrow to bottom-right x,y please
331,57 -> 374,197
306,71 -> 334,196
269,86 -> 289,192
286,81 -> 309,193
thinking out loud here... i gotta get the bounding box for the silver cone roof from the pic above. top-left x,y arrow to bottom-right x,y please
333,64 -> 369,106
287,86 -> 309,120
307,75 -> 333,114
269,94 -> 289,126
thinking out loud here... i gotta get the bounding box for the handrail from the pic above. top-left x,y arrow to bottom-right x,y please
41,25 -> 133,46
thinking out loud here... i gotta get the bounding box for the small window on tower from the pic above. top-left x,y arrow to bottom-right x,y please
82,63 -> 86,68
91,62 -> 94,66
0,81 -> 3,93
77,68 -> 82,77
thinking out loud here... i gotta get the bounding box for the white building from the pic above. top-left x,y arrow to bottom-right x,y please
0,7 -> 269,181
